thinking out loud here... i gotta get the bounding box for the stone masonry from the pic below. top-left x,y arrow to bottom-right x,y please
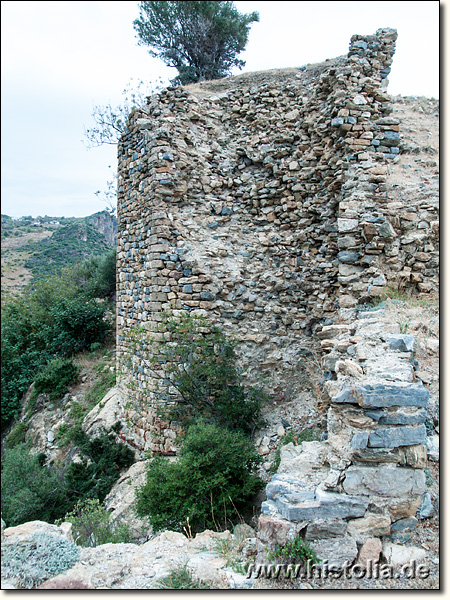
116,28 -> 437,454
115,28 -> 437,560
258,305 -> 431,566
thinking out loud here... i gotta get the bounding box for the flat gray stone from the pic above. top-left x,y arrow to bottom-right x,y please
342,466 -> 426,497
305,519 -> 347,541
274,488 -> 369,522
368,424 -> 427,448
352,448 -> 404,464
417,492 -> 435,519
390,517 -> 418,532
385,334 -> 415,352
351,432 -> 369,449
333,383 -> 428,408
310,537 -> 358,569
378,409 -> 427,425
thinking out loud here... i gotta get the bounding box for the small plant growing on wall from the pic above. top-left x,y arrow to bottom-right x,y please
123,312 -> 266,435
267,535 -> 318,566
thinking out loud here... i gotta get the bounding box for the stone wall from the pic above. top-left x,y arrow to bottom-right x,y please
116,28 -> 437,455
257,304 -> 432,566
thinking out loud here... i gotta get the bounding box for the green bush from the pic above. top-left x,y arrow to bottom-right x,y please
46,296 -> 110,356
155,564 -> 212,589
1,443 -> 69,526
72,250 -> 116,298
267,535 -> 318,565
136,421 -> 263,534
1,533 -> 80,589
61,498 -> 133,547
4,420 -> 29,449
31,357 -> 79,403
1,429 -> 134,528
127,313 -> 265,435
64,427 -> 134,505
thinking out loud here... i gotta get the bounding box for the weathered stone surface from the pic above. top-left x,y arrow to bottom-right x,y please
388,497 -> 422,520
403,444 -> 428,468
377,409 -> 427,425
2,521 -> 73,545
257,514 -> 297,549
382,542 -> 426,568
390,517 -> 418,532
342,466 -> 426,497
347,514 -> 391,542
426,434 -> 439,461
417,492 -> 435,519
357,538 -> 383,567
332,383 -> 428,408
352,448 -> 404,465
305,519 -> 347,541
103,461 -> 151,541
385,334 -> 415,352
351,432 -> 369,449
82,387 -> 125,438
368,424 -> 427,448
310,537 -> 358,569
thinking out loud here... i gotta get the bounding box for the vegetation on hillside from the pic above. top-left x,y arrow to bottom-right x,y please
22,222 -> 110,280
1,249 -> 116,428
1,428 -> 134,528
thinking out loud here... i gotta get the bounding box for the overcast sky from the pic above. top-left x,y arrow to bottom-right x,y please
1,1 -> 441,219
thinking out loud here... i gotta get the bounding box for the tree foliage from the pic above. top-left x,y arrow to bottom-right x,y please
135,421 -> 263,533
83,79 -> 164,148
1,429 -> 134,528
133,1 -> 259,85
1,255 -> 115,427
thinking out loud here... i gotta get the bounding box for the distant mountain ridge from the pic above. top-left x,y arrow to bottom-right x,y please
1,211 -> 117,293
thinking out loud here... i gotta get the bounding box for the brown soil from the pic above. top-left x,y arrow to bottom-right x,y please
1,229 -> 53,294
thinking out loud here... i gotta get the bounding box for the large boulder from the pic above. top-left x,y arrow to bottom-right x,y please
103,460 -> 151,542
82,387 -> 124,437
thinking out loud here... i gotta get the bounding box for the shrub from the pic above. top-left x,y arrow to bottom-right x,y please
136,421 -> 263,534
1,443 -> 69,526
4,420 -> 29,449
61,498 -> 133,547
155,564 -> 212,589
126,313 -> 265,435
1,430 -> 134,528
46,296 -> 110,355
267,536 -> 318,565
1,533 -> 80,589
31,357 -> 79,403
64,428 -> 134,505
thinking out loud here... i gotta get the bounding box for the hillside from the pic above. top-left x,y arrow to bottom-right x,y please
1,211 -> 117,294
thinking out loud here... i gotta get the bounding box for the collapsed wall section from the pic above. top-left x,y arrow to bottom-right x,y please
116,28 -> 403,453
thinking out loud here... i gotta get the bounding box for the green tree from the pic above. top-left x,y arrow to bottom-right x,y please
133,1 -> 259,85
